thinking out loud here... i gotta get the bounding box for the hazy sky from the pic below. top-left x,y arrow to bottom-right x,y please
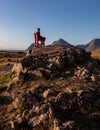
0,0 -> 100,50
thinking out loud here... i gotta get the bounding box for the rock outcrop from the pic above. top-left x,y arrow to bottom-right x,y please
12,45 -> 100,82
0,45 -> 100,130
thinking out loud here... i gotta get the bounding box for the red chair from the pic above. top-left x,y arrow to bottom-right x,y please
34,32 -> 46,47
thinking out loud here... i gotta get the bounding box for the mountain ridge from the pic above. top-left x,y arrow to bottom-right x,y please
27,38 -> 100,52
77,38 -> 100,52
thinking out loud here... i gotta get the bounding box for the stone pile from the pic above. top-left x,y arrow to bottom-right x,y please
1,45 -> 100,130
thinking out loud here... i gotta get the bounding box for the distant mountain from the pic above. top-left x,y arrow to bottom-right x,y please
26,43 -> 34,51
77,39 -> 100,52
85,39 -> 100,52
76,44 -> 86,49
0,49 -> 24,52
52,38 -> 70,46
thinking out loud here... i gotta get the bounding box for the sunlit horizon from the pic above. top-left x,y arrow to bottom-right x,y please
0,0 -> 100,50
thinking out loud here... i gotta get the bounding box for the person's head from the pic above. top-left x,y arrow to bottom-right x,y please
37,28 -> 40,32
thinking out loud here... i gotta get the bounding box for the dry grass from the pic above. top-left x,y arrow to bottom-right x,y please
0,51 -> 25,65
91,48 -> 100,59
0,51 -> 25,58
0,73 -> 12,87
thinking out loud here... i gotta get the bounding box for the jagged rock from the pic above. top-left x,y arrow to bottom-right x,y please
53,120 -> 61,130
55,92 -> 70,106
6,58 -> 12,62
55,92 -> 79,111
0,95 -> 12,105
75,67 -> 90,80
40,68 -> 51,79
43,88 -> 58,99
53,120 -> 76,130
12,63 -> 23,74
12,62 -> 24,81
91,74 -> 100,82
25,102 -> 53,127
26,49 -> 33,56
77,90 -> 96,112
21,55 -> 47,69
19,90 -> 43,111
62,121 -> 76,130
48,62 -> 59,70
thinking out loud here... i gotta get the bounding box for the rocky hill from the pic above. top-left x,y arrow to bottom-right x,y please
77,39 -> 100,52
0,44 -> 100,130
85,39 -> 100,52
52,38 -> 70,46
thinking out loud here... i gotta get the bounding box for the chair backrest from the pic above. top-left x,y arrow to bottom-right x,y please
34,32 -> 40,41
34,32 -> 45,47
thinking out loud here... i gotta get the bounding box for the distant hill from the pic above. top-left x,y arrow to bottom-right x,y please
85,39 -> 100,52
52,38 -> 70,46
76,44 -> 85,49
26,43 -> 34,51
77,39 -> 100,52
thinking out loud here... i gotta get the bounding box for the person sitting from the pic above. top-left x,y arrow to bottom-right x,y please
34,28 -> 46,47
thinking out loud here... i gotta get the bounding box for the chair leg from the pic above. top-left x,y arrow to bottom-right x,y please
34,41 -> 38,48
41,37 -> 45,46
